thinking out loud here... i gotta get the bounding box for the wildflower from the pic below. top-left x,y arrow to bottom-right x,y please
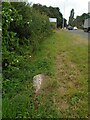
11,18 -> 13,21
30,56 -> 31,58
6,20 -> 8,22
27,22 -> 30,24
9,9 -> 12,12
14,33 -> 17,35
5,63 -> 7,66
17,60 -> 19,63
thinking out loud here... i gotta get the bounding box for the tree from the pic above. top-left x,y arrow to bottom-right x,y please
33,4 -> 63,28
73,13 -> 90,29
68,9 -> 74,26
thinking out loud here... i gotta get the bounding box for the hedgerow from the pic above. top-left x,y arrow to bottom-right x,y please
2,2 -> 52,75
2,2 -> 52,97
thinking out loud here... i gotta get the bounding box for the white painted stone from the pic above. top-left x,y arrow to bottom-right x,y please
33,74 -> 44,93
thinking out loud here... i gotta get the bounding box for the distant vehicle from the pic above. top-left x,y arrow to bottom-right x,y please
73,26 -> 77,30
67,26 -> 73,30
83,18 -> 90,32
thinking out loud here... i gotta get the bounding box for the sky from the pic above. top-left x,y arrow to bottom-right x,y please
28,0 -> 90,22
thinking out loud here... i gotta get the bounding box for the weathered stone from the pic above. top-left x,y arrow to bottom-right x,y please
33,74 -> 44,93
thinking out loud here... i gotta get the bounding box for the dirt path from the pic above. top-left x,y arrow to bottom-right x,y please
53,51 -> 83,115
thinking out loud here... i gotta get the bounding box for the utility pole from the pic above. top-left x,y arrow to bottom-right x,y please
62,17 -> 64,28
62,0 -> 65,28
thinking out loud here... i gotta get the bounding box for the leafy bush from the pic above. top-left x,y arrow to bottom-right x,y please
33,4 -> 64,28
2,2 -> 52,70
2,2 -> 53,118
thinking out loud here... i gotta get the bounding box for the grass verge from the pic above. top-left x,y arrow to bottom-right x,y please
2,30 -> 88,118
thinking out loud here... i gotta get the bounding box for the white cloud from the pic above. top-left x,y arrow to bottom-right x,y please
28,0 -> 90,21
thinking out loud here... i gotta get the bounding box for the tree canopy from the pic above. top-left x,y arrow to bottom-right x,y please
68,9 -> 74,26
33,4 -> 67,28
73,13 -> 90,28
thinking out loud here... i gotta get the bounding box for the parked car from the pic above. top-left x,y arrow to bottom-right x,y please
67,26 -> 73,30
73,26 -> 77,30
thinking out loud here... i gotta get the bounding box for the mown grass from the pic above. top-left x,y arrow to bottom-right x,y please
2,30 -> 88,118
0,73 -> 2,119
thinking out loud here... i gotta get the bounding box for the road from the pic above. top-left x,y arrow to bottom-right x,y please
67,29 -> 90,39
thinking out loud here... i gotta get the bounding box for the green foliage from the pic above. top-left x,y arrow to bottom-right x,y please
73,13 -> 90,28
2,2 -> 52,71
2,2 -> 52,117
2,2 -> 22,70
2,28 -> 88,118
2,33 -> 55,118
33,4 -> 64,28
3,2 -> 88,119
68,9 -> 74,26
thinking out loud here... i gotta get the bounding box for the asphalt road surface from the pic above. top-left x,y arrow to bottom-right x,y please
67,29 -> 90,39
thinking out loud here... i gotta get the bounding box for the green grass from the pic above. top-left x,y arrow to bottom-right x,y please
2,30 -> 88,118
0,73 -> 2,119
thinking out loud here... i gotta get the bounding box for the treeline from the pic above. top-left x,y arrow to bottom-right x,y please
33,3 -> 67,28
73,13 -> 90,28
68,9 -> 90,29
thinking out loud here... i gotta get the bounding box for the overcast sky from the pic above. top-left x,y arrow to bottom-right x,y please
28,0 -> 90,21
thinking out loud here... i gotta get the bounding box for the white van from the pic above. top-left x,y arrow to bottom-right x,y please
83,18 -> 90,32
